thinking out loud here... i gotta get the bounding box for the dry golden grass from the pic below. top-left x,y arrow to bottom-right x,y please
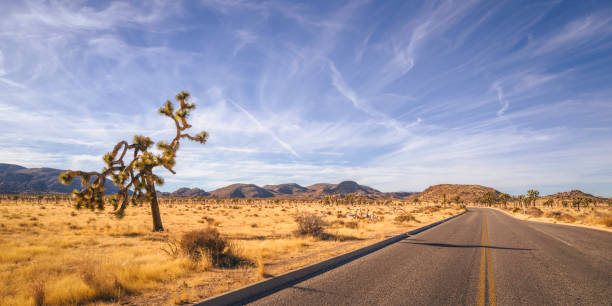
500,205 -> 612,230
0,198 -> 463,305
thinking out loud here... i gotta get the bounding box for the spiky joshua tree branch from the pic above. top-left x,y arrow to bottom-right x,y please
59,91 -> 208,231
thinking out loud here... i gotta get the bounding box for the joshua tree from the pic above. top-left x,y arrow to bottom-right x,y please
527,189 -> 540,207
543,198 -> 554,207
581,197 -> 593,209
498,193 -> 510,208
480,192 -> 495,207
58,91 -> 208,231
572,198 -> 582,211
451,195 -> 461,204
517,195 -> 525,213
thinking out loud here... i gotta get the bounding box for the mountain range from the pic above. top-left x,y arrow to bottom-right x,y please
1,163 -> 609,201
0,163 -> 120,195
0,163 -> 403,198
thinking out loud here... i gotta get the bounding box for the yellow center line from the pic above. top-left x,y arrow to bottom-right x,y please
485,216 -> 497,306
478,214 -> 496,306
478,218 -> 486,306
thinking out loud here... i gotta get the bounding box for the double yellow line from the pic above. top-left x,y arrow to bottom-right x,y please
478,215 -> 496,306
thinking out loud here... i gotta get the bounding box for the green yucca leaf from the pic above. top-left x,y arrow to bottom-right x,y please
59,171 -> 74,185
152,174 -> 164,186
81,174 -> 90,187
164,100 -> 174,112
103,153 -> 114,165
196,131 -> 209,143
175,109 -> 187,119
176,91 -> 190,101
133,135 -> 153,149
164,157 -> 175,168
157,141 -> 170,150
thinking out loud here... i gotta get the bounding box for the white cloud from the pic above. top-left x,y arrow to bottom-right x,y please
233,30 -> 257,55
229,101 -> 300,158
492,82 -> 509,116
536,14 -> 612,54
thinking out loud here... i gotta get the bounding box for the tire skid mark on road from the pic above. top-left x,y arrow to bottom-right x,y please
478,214 -> 496,306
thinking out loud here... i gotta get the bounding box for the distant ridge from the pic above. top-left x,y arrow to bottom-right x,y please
541,190 -> 605,202
262,183 -> 309,195
168,187 -> 210,198
0,163 -> 120,194
8,163 -> 608,201
209,184 -> 275,198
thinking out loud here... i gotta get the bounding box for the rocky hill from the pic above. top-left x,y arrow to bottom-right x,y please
209,183 -> 275,198
169,187 -> 210,197
263,183 -> 309,195
410,184 -> 500,203
305,181 -> 382,197
0,163 -> 120,194
541,190 -> 606,202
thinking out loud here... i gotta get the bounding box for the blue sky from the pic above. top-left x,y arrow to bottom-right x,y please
1,0 -> 611,196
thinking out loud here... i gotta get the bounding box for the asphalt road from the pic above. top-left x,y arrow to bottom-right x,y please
248,207 -> 612,305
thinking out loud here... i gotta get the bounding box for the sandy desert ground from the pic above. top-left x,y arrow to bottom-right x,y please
0,197 -> 464,305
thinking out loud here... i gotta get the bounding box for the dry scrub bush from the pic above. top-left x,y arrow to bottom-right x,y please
394,213 -> 418,223
294,213 -> 326,238
179,228 -> 245,267
544,211 -> 577,223
526,207 -> 543,217
416,206 -> 441,214
78,261 -> 124,301
599,215 -> 612,227
30,281 -> 45,306
344,221 -> 359,229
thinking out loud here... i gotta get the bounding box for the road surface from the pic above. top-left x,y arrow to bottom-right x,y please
248,207 -> 612,305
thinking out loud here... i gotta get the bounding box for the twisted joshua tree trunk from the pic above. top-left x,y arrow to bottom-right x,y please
59,91 -> 208,231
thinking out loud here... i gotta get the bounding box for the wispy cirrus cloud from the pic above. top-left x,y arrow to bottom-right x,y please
0,0 -> 611,196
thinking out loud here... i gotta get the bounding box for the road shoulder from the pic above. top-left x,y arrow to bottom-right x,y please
485,207 -> 612,233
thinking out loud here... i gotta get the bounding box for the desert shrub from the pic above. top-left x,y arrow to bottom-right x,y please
416,205 -> 441,214
179,228 -> 244,267
78,262 -> 124,301
294,213 -> 326,238
31,281 -> 45,306
329,219 -> 344,227
599,215 -> 612,227
344,221 -> 359,229
545,211 -> 577,223
526,207 -> 543,217
512,207 -> 521,213
394,213 -> 418,223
